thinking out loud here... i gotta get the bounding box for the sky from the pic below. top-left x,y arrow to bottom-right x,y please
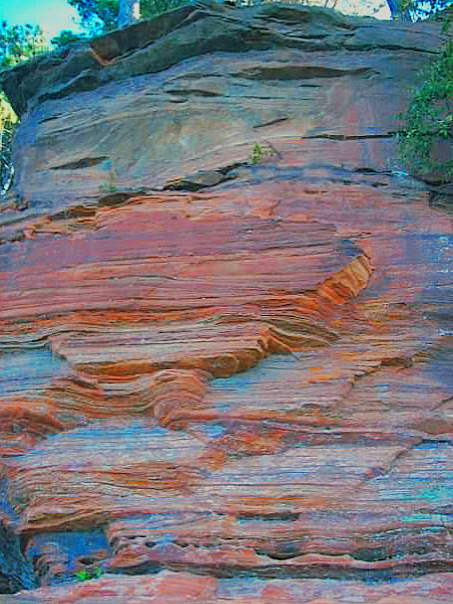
1,0 -> 391,45
1,0 -> 83,42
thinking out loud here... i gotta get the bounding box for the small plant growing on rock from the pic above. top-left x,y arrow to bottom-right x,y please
99,181 -> 117,194
251,143 -> 263,163
397,39 -> 453,179
75,566 -> 104,581
250,142 -> 281,164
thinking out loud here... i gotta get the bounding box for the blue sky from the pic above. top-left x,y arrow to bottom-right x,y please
1,0 -> 83,42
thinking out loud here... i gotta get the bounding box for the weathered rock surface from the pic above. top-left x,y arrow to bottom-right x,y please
1,0 -> 453,600
0,0 -> 447,212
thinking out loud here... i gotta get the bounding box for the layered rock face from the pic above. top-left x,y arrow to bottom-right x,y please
1,1 -> 453,601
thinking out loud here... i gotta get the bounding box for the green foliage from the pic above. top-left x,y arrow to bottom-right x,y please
51,30 -> 88,48
0,92 -> 17,127
250,142 -> 281,164
395,0 -> 453,179
0,21 -> 48,123
0,20 -> 46,195
68,0 -> 120,35
75,566 -> 104,581
99,182 -> 118,193
0,20 -> 47,69
68,0 -> 191,34
398,39 -> 453,179
251,143 -> 263,164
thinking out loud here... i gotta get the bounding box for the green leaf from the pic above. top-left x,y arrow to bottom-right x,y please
397,35 -> 453,178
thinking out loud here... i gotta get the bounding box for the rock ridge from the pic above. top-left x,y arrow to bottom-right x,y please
0,0 -> 444,117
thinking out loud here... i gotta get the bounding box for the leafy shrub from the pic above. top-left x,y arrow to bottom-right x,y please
75,566 -> 104,581
398,39 -> 453,179
250,142 -> 281,164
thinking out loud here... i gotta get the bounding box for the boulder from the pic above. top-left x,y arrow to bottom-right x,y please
0,0 -> 446,211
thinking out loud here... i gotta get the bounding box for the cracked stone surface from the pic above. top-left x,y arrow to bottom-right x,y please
1,1 -> 453,601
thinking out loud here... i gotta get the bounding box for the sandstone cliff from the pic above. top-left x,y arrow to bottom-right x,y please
1,2 -> 453,601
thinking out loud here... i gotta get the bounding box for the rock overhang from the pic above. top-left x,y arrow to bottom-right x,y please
0,0 -> 445,118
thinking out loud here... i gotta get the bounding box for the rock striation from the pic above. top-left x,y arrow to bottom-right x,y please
1,1 -> 453,601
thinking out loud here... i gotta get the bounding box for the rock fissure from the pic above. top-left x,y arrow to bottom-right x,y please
302,132 -> 397,142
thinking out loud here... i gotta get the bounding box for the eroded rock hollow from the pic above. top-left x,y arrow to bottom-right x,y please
1,1 -> 453,601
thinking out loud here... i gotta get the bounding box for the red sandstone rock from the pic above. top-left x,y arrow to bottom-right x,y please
4,571 -> 453,603
0,1 -> 452,601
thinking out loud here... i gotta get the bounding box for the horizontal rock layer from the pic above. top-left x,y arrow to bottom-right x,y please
1,1 -> 452,601
0,0 -> 447,211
